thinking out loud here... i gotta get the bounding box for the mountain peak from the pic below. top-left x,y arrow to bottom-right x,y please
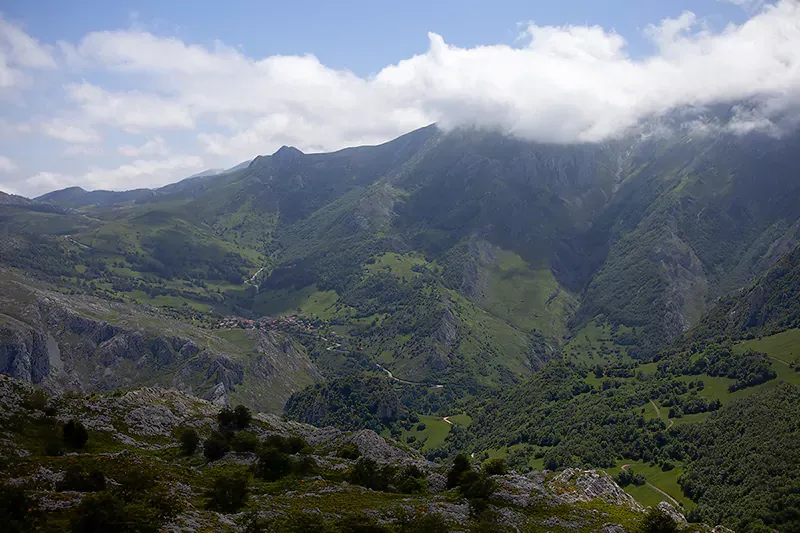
272,145 -> 304,166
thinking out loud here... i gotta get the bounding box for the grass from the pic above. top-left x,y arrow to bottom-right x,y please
733,329 -> 800,386
365,252 -> 432,281
385,415 -> 452,452
479,249 -> 577,340
609,460 -> 694,511
254,285 -> 343,319
446,414 -> 472,426
564,319 -> 635,365
734,328 -> 800,364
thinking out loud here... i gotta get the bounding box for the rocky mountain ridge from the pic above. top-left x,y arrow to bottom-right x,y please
0,270 -> 321,412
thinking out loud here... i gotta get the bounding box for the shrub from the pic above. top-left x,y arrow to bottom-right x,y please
70,491 -> 159,533
349,457 -> 395,491
203,431 -> 230,461
394,465 -> 427,494
446,453 -> 471,488
336,513 -> 391,533
234,405 -> 252,429
263,434 -> 308,454
337,442 -> 361,459
217,407 -> 237,430
25,390 -> 48,412
638,507 -> 678,533
416,423 -> 426,431
232,431 -> 259,453
57,466 -> 106,492
44,430 -> 64,456
291,454 -> 316,476
482,458 -> 507,476
0,484 -> 41,533
205,470 -> 250,513
180,429 -> 199,456
63,419 -> 89,449
457,471 -> 496,500
255,447 -> 292,481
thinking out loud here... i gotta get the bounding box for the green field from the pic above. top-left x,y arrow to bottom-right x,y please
479,249 -> 577,339
365,252 -> 432,281
609,460 -> 693,511
564,319 -> 635,365
734,328 -> 800,364
254,285 -> 343,319
391,415 -> 452,452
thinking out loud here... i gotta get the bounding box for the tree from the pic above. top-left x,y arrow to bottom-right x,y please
217,407 -> 237,430
394,465 -> 427,494
482,458 -> 507,476
447,453 -> 471,488
255,447 -> 291,481
205,470 -> 250,513
180,429 -> 199,456
231,431 -> 259,453
203,431 -> 230,461
234,405 -> 252,429
638,507 -> 678,533
63,419 -> 89,449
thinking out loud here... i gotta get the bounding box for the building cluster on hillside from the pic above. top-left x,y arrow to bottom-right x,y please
216,314 -> 322,334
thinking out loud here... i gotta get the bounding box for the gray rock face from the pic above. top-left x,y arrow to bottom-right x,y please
125,404 -> 181,437
0,316 -> 50,383
550,469 -> 643,510
493,472 -> 549,507
0,275 -> 321,413
657,502 -> 687,524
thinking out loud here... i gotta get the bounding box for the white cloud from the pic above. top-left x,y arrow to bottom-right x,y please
0,118 -> 32,136
719,0 -> 765,10
0,16 -> 55,89
66,82 -> 194,131
41,119 -> 100,143
64,144 -> 104,157
117,136 -> 169,157
5,1 -> 800,193
50,0 -> 800,156
0,155 -> 17,172
81,155 -> 203,189
22,155 -> 204,194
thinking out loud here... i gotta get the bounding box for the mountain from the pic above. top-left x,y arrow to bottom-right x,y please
0,372 -> 724,533
0,269 -> 320,412
3,119 -> 800,530
7,121 -> 800,382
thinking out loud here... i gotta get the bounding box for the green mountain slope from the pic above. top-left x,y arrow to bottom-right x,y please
3,121 -> 800,394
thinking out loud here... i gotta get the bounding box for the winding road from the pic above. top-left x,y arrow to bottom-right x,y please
375,363 -> 444,388
244,266 -> 266,292
650,399 -> 674,429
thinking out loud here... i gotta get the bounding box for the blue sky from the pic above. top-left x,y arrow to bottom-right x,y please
1,0 -> 795,196
4,0 -> 755,74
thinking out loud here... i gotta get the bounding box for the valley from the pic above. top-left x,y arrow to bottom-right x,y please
2,123 -> 800,532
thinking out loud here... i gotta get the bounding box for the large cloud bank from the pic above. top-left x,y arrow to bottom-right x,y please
1,1 -> 800,195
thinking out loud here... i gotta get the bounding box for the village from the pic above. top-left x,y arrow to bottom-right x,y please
217,313 -> 320,333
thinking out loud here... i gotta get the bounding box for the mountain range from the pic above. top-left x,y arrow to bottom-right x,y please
2,115 -> 800,531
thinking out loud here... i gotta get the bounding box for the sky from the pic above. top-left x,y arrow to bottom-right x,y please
0,0 -> 797,197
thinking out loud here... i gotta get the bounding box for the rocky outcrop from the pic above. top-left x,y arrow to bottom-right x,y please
0,274 -> 320,412
550,469 -> 643,510
0,315 -> 50,384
